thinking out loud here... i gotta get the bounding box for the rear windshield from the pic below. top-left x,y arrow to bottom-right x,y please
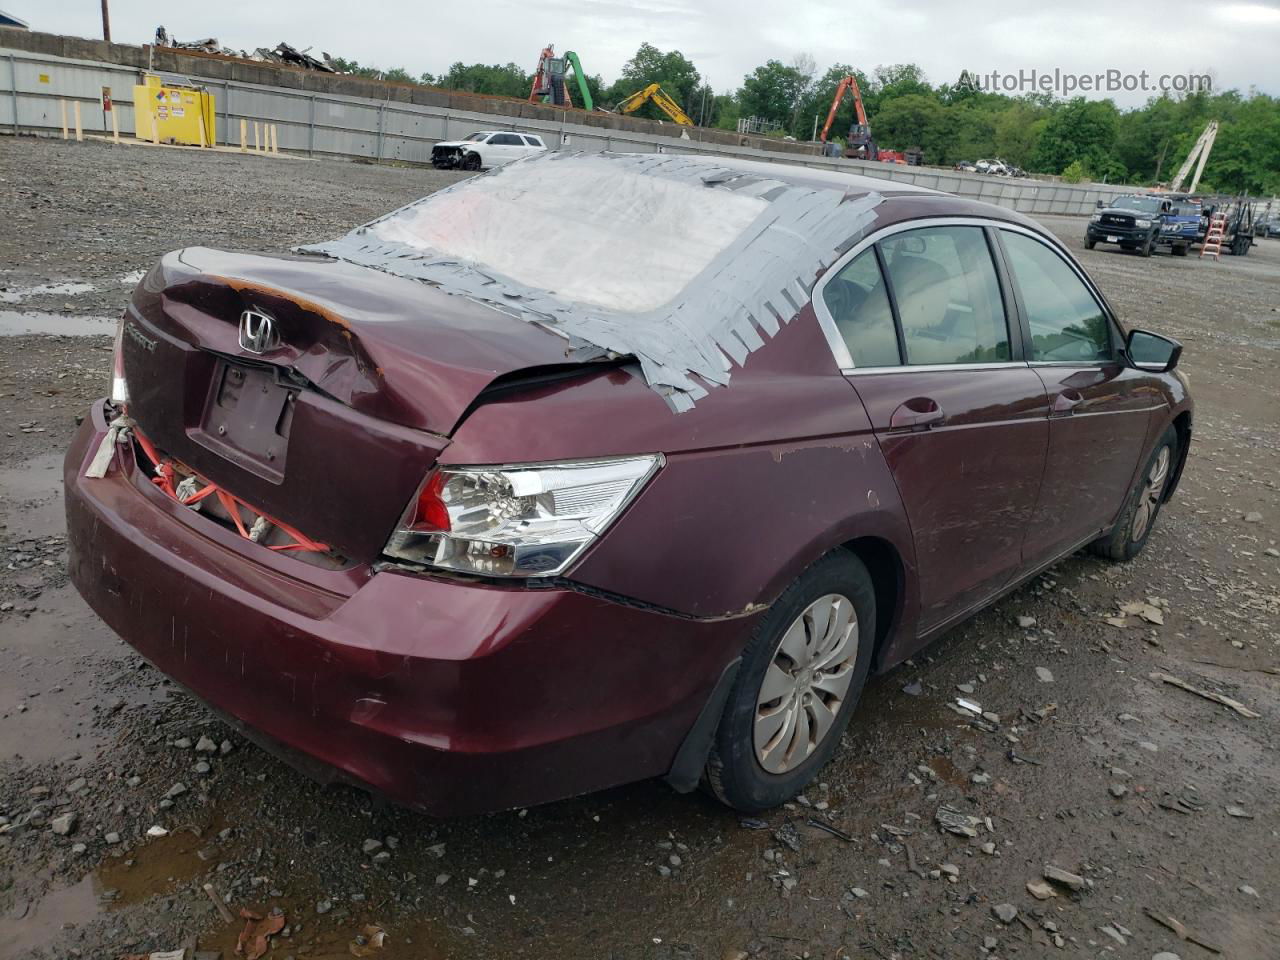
368,156 -> 768,312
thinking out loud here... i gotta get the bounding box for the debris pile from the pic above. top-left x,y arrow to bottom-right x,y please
153,28 -> 341,72
251,42 -> 339,73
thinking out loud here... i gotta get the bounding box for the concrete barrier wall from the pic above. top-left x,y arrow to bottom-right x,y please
1,43 -> 1141,217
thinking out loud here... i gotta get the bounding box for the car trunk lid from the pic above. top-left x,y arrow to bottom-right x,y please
119,248 -> 577,562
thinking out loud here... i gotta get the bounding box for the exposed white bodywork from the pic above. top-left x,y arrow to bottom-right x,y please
374,155 -> 768,312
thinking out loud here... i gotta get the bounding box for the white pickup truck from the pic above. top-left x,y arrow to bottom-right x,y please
430,131 -> 548,171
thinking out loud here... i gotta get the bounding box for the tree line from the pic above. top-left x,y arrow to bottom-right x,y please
330,44 -> 1280,194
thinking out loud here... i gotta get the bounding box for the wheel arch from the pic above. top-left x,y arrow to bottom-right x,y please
839,535 -> 906,673
1165,409 -> 1193,502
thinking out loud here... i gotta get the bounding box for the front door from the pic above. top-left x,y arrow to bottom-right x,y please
997,229 -> 1162,566
820,224 -> 1049,635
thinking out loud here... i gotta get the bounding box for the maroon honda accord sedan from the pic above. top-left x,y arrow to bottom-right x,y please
64,153 -> 1191,815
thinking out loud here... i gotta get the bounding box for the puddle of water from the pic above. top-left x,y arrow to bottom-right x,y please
0,310 -> 117,337
0,832 -> 209,959
97,829 -> 213,907
0,874 -> 104,960
0,281 -> 96,304
0,585 -> 138,765
0,452 -> 64,538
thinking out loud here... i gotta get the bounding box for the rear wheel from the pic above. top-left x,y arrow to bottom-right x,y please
1089,426 -> 1177,562
705,551 -> 875,812
1173,244 -> 1189,257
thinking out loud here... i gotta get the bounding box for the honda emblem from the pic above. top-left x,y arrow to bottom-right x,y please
238,308 -> 278,354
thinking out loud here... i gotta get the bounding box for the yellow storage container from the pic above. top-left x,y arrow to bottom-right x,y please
133,75 -> 216,146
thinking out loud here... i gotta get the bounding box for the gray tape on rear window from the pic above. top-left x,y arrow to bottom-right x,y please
301,153 -> 882,412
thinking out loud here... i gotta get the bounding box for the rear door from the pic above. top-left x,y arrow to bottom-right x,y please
486,133 -> 525,165
996,227 -> 1163,567
818,221 -> 1049,635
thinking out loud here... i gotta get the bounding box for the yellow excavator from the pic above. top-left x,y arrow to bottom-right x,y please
615,83 -> 694,126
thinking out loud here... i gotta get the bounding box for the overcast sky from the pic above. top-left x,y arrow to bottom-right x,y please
19,0 -> 1280,106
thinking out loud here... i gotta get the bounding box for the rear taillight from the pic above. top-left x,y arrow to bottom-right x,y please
383,455 -> 662,577
110,315 -> 129,405
408,471 -> 451,532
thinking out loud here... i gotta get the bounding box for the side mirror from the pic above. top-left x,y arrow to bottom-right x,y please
1095,199 -> 1106,209
1127,329 -> 1182,373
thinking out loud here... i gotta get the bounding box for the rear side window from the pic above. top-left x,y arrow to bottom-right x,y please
490,133 -> 524,146
1000,231 -> 1113,362
522,135 -> 544,147
821,249 -> 900,367
880,226 -> 1010,365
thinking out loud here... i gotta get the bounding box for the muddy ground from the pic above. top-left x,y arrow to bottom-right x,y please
1,135 -> 1277,960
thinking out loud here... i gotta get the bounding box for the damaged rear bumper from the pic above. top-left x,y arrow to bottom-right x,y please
65,400 -> 751,815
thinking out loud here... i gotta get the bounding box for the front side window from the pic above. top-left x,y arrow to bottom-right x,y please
1001,231 -> 1113,362
880,226 -> 1010,365
820,248 -> 900,368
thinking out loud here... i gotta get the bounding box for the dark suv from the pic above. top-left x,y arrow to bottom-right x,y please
1086,194 -> 1172,256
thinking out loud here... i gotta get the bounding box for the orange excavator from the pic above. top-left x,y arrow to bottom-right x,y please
818,74 -> 908,164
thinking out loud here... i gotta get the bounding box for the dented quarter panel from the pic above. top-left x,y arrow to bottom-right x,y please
448,299 -> 921,645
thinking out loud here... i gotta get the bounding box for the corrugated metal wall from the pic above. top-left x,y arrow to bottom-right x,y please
1,45 -> 1134,216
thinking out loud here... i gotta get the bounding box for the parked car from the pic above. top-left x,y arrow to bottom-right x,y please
65,154 -> 1191,816
975,158 -> 1009,175
1086,194 -> 1174,256
430,130 -> 546,170
1266,219 -> 1280,239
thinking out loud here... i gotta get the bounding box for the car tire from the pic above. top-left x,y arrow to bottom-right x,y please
704,550 -> 876,812
1173,244 -> 1188,257
1089,425 -> 1178,562
1085,238 -> 1097,250
461,152 -> 481,171
1139,233 -> 1154,257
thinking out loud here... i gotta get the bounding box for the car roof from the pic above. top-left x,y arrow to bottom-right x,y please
670,153 -> 1037,230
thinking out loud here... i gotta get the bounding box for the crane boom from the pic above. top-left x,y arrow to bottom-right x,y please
616,83 -> 693,125
819,74 -> 868,143
563,51 -> 593,112
1169,121 -> 1218,193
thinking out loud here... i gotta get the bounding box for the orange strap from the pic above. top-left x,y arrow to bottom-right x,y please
132,426 -> 330,554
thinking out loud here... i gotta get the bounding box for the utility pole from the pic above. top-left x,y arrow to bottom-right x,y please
100,0 -> 111,42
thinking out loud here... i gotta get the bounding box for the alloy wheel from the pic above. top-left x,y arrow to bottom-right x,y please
1131,446 -> 1171,542
753,594 -> 859,775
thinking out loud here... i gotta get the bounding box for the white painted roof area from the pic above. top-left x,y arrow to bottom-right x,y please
372,154 -> 769,313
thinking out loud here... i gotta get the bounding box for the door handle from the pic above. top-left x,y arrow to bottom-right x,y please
889,398 -> 945,432
1051,389 -> 1084,416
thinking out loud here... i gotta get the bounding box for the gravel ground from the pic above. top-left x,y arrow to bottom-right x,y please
1,135 -> 1278,960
